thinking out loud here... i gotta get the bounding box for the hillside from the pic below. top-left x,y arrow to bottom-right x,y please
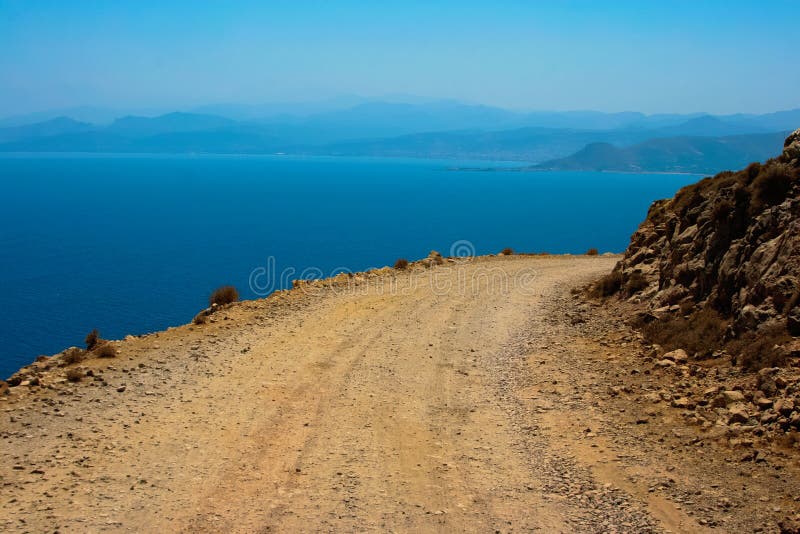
586,129 -> 800,464
601,128 -> 800,343
534,131 -> 790,174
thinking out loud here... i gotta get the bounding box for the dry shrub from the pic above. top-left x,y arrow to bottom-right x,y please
500,247 -> 514,256
65,368 -> 84,382
193,312 -> 208,325
623,272 -> 649,296
589,271 -> 622,298
394,258 -> 409,270
85,329 -> 100,350
62,347 -> 85,365
750,162 -> 794,214
93,344 -> 117,358
209,285 -> 239,306
586,248 -> 599,256
640,307 -> 728,359
712,198 -> 734,221
784,287 -> 800,315
679,300 -> 695,316
728,323 -> 793,371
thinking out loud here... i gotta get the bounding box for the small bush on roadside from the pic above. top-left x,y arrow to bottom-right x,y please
394,258 -> 409,270
65,368 -> 84,382
63,347 -> 85,365
640,307 -> 727,359
589,271 -> 623,298
94,344 -> 117,358
728,323 -> 793,371
586,248 -> 599,256
500,247 -> 514,256
209,285 -> 239,307
85,329 -> 100,350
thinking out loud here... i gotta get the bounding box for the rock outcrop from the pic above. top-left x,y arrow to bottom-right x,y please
607,128 -> 800,347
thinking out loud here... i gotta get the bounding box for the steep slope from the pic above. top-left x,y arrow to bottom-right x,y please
600,129 -> 800,360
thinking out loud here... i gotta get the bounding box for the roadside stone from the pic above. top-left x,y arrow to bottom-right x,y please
713,390 -> 745,407
761,411 -> 779,424
756,398 -> 774,410
775,399 -> 795,416
672,397 -> 695,410
662,349 -> 689,363
728,404 -> 750,425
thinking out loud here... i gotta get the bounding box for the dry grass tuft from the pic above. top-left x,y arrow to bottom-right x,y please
85,329 -> 100,350
728,323 -> 793,371
65,368 -> 84,382
93,344 -> 117,358
500,247 -> 514,256
209,286 -> 239,307
394,258 -> 409,270
637,307 -> 728,360
62,347 -> 85,365
586,248 -> 599,256
589,271 -> 622,298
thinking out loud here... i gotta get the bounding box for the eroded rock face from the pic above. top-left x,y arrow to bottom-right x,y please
612,129 -> 800,336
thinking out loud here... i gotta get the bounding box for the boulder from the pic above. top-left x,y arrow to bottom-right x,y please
756,398 -> 774,410
662,349 -> 689,364
721,390 -> 746,405
727,404 -> 751,425
775,398 -> 795,416
671,397 -> 695,410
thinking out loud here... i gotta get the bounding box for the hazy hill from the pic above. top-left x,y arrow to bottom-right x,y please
0,104 -> 796,173
0,117 -> 94,143
106,112 -> 238,137
533,132 -> 790,174
308,127 -> 651,162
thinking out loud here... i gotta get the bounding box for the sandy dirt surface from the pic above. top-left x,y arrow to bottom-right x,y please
1,255 -> 798,533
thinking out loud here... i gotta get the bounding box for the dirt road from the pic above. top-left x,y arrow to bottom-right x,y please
2,255 -> 798,532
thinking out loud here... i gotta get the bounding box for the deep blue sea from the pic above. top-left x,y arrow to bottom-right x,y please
0,153 -> 699,377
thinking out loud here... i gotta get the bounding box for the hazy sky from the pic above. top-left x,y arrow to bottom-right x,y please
1,0 -> 798,116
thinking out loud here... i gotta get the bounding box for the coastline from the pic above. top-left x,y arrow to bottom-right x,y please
1,252 -> 619,384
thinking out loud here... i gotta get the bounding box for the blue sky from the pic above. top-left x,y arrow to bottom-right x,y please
1,1 -> 797,115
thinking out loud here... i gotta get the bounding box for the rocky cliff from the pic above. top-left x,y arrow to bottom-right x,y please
603,129 -> 800,366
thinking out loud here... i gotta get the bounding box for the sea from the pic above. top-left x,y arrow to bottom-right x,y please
0,153 -> 700,377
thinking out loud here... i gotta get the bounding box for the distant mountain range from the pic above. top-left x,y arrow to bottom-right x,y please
532,132 -> 790,174
0,101 -> 798,173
